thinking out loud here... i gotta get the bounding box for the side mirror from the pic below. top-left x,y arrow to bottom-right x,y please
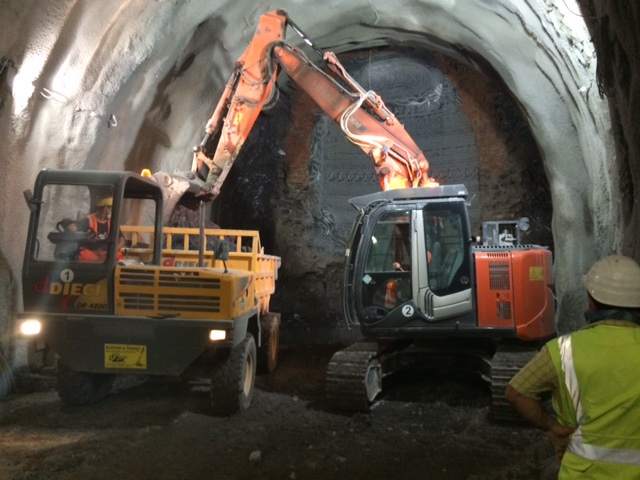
213,239 -> 230,262
517,217 -> 530,232
23,189 -> 41,212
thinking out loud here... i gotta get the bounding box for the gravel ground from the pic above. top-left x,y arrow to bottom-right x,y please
0,345 -> 560,480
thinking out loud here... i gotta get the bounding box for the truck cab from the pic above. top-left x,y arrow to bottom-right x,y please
22,169 -> 163,315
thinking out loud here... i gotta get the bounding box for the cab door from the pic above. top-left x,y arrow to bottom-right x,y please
343,204 -> 415,326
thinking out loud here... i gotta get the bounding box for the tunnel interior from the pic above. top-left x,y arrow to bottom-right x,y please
205,43 -> 552,344
1,0 -> 635,367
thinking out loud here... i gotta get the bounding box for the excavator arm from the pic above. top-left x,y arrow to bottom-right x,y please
154,10 -> 286,224
191,10 -> 286,198
191,9 -> 437,199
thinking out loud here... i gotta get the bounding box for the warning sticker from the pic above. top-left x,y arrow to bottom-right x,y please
529,267 -> 544,282
105,344 -> 147,369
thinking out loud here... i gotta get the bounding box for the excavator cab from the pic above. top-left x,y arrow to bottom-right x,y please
344,185 -> 475,336
358,210 -> 412,310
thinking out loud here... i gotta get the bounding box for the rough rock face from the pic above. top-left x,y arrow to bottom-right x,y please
0,0 -> 635,371
578,1 -> 640,259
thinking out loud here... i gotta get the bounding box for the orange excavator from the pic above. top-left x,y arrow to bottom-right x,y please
177,9 -> 557,419
176,10 -> 437,208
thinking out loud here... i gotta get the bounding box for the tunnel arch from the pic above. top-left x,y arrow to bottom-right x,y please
205,2 -> 612,333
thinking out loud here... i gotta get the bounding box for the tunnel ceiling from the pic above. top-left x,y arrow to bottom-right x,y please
0,0 -> 631,347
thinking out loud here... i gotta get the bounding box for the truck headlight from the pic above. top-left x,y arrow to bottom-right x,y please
209,329 -> 226,341
20,319 -> 42,336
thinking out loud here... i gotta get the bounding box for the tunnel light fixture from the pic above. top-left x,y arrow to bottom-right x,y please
209,329 -> 226,341
20,319 -> 42,336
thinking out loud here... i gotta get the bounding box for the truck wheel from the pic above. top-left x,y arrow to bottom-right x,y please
57,361 -> 114,406
0,351 -> 14,400
210,334 -> 256,415
257,312 -> 280,374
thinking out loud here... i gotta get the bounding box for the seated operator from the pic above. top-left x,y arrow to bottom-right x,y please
64,195 -> 125,263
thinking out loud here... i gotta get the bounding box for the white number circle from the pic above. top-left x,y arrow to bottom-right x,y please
60,269 -> 74,283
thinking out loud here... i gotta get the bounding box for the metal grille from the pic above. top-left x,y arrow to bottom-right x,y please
158,271 -> 221,289
489,261 -> 510,290
121,293 -> 155,310
157,295 -> 221,312
119,269 -> 157,286
119,268 -> 222,313
496,301 -> 512,320
120,293 -> 221,313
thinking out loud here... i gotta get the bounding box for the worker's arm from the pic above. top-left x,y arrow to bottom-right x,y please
506,346 -> 576,458
505,384 -> 560,432
506,384 -> 576,459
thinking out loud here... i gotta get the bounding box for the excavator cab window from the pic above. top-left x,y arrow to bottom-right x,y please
422,202 -> 470,296
361,210 -> 412,309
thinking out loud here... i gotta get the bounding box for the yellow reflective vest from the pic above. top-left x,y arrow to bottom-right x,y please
547,322 -> 640,479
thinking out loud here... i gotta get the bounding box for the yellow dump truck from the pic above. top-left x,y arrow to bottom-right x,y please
19,169 -> 281,414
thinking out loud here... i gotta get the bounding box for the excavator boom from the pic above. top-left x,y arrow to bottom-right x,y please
189,8 -> 436,206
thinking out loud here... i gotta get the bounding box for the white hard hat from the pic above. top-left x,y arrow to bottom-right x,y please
582,255 -> 640,308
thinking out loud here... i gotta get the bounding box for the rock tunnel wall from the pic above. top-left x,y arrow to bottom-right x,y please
578,0 -> 640,260
0,0 -> 620,366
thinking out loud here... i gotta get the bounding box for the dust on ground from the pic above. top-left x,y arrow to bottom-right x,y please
0,345 -> 559,480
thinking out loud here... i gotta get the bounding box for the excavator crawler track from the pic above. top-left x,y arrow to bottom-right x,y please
326,342 -> 382,413
490,343 -> 540,423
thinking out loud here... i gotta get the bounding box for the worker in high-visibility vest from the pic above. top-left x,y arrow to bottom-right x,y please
64,195 -> 125,262
506,254 -> 640,479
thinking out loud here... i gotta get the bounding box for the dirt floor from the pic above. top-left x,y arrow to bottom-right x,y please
0,344 -> 560,480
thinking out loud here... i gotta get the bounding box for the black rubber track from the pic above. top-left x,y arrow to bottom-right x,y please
326,342 -> 381,413
490,343 -> 539,423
